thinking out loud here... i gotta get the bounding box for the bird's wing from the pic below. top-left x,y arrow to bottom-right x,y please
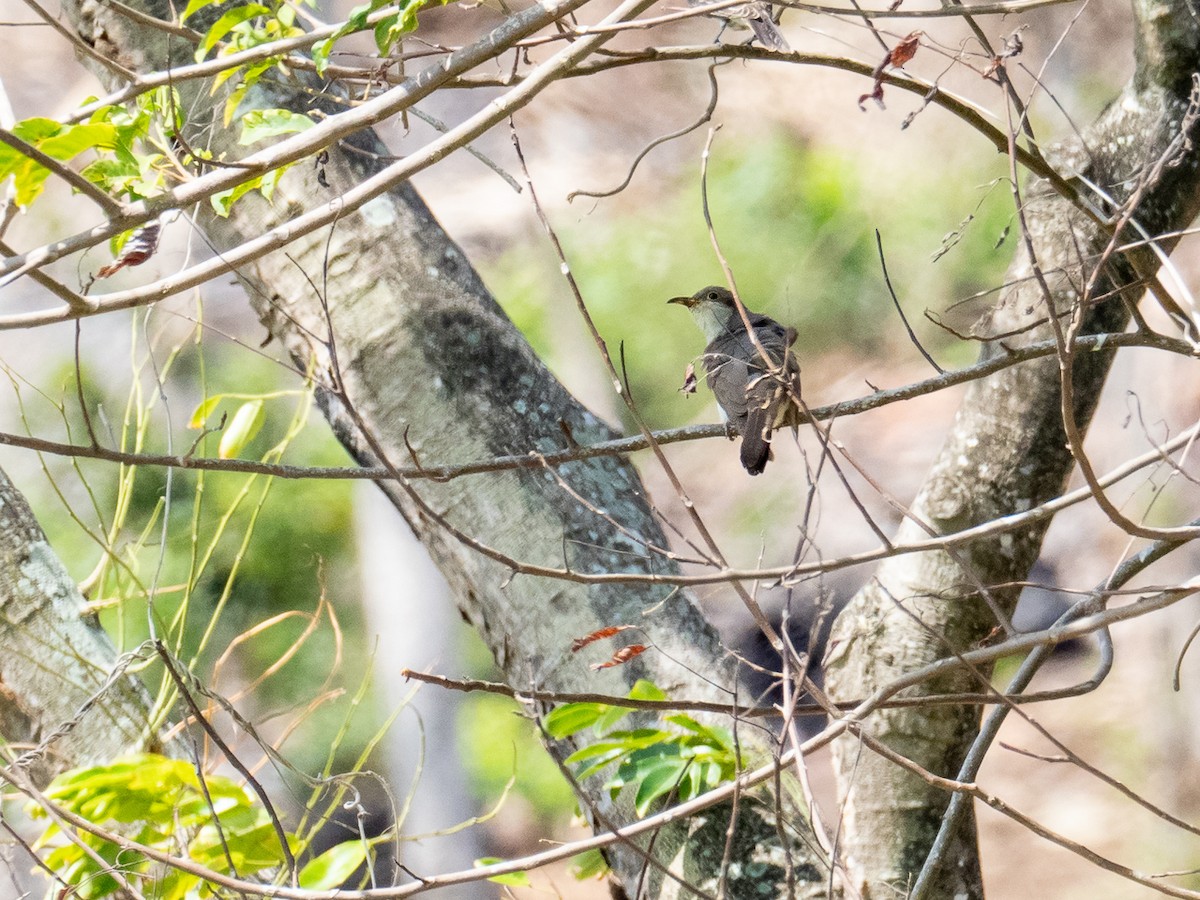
742,315 -> 801,425
703,332 -> 752,425
707,317 -> 802,472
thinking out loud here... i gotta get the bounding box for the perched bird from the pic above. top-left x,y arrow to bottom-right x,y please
689,0 -> 789,52
669,285 -> 802,475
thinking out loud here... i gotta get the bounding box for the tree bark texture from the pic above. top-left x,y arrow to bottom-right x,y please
824,5 -> 1200,897
0,467 -> 157,785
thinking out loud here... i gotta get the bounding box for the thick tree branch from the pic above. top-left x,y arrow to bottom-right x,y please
824,3 -> 1200,897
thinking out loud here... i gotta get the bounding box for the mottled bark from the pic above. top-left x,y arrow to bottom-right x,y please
824,5 -> 1200,897
0,467 -> 157,785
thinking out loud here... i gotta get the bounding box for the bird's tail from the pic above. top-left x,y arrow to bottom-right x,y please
741,406 -> 773,475
748,12 -> 789,52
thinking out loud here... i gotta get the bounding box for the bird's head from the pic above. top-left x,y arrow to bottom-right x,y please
668,286 -> 740,342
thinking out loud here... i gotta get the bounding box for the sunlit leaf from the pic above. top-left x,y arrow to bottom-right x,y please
544,702 -> 607,739
190,394 -> 225,428
571,848 -> 608,880
219,399 -> 265,458
299,840 -> 369,889
239,108 -> 315,144
627,679 -> 667,702
196,4 -> 271,60
474,858 -> 531,887
181,0 -> 220,21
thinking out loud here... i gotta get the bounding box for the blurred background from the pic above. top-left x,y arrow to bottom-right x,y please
2,0 -> 1200,896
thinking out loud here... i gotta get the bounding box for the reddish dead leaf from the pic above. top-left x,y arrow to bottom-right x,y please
859,31 -> 923,112
680,362 -> 698,395
572,625 -> 635,652
96,221 -> 162,278
590,644 -> 647,670
889,30 -> 921,68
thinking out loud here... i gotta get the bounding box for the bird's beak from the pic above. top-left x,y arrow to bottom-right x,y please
667,296 -> 693,308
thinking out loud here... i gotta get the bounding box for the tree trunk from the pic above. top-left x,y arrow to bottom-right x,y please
0,467 -> 158,786
824,5 -> 1200,896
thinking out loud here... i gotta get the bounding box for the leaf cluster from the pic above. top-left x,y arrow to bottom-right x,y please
0,105 -> 152,210
545,680 -> 737,817
29,754 -> 367,899
311,0 -> 451,75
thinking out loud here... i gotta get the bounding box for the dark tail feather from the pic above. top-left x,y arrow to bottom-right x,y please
740,407 -> 772,475
748,12 -> 789,52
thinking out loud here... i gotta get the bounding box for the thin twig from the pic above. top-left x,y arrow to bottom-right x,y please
875,229 -> 942,373
567,59 -> 724,202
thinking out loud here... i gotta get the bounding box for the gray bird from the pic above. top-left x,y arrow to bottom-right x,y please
689,0 -> 789,52
669,286 -> 802,475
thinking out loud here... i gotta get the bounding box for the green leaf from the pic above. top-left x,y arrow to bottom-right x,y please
209,160 -> 291,216
299,840 -> 369,889
563,740 -> 628,765
218,399 -> 265,458
196,4 -> 271,60
238,108 -> 315,145
219,59 -> 271,124
565,745 -> 628,782
571,848 -> 608,880
631,756 -> 688,816
474,858 -> 531,887
0,119 -> 120,208
189,394 -> 224,428
181,0 -> 220,21
372,12 -> 400,53
212,62 -> 247,93
665,714 -> 732,750
210,173 -> 262,216
592,701 -> 633,735
311,37 -> 334,75
342,0 -> 380,33
613,744 -> 689,816
544,702 -> 606,739
257,165 -> 286,202
31,754 -> 310,897
9,117 -> 62,144
312,0 -> 441,72
38,123 -> 118,159
627,679 -> 667,702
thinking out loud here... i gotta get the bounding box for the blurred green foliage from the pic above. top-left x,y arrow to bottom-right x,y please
457,692 -> 577,819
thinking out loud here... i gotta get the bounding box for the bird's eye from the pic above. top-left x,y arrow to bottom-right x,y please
707,290 -> 719,300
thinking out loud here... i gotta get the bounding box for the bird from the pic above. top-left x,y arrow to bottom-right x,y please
669,285 -> 802,475
689,0 -> 789,52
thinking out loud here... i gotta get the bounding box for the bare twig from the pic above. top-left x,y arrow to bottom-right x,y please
875,229 -> 942,373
